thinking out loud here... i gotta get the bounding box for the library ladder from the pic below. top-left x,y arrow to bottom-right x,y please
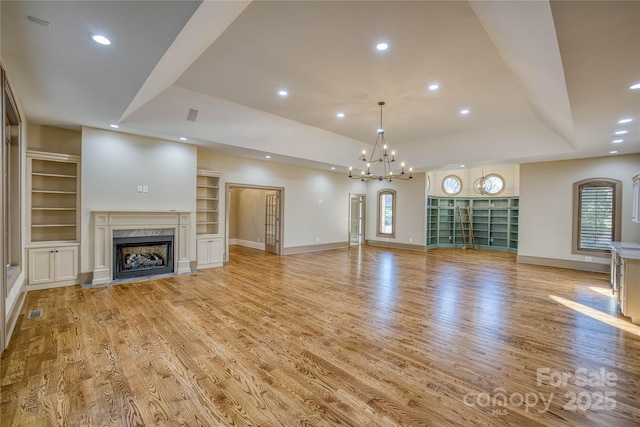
457,206 -> 477,249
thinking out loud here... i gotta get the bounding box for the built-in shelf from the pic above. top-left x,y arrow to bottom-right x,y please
195,170 -> 224,270
27,151 -> 81,244
427,196 -> 519,253
26,150 -> 81,288
196,170 -> 222,236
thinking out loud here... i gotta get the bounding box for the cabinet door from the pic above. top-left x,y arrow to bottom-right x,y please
197,238 -> 223,267
197,238 -> 212,265
29,248 -> 55,284
209,238 -> 223,264
55,246 -> 79,281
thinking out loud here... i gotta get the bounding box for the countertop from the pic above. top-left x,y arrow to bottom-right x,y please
612,242 -> 640,260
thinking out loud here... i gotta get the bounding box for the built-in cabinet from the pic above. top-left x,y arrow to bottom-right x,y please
26,151 -> 80,287
611,242 -> 640,324
197,238 -> 223,269
427,197 -> 519,252
196,170 -> 224,268
27,245 -> 78,288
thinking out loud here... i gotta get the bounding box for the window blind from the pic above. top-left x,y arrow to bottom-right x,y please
379,193 -> 393,234
579,185 -> 614,250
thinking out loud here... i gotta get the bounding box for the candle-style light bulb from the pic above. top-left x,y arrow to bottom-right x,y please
391,151 -> 396,161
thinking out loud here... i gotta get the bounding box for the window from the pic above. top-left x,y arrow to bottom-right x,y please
572,178 -> 621,256
482,174 -> 504,195
2,67 -> 22,288
442,175 -> 462,195
377,189 -> 396,237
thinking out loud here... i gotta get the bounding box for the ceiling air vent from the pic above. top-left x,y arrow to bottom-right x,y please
186,108 -> 199,122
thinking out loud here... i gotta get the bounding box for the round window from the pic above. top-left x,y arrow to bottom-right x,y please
482,174 -> 504,195
442,175 -> 462,195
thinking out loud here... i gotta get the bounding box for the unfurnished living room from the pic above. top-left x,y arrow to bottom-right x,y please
0,1 -> 639,426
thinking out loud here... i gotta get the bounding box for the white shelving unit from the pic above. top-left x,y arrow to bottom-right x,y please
196,169 -> 224,269
26,150 -> 80,288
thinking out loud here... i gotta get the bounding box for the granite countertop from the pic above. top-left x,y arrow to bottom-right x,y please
612,242 -> 640,260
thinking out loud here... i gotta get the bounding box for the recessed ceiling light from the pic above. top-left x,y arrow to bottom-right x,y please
612,139 -> 624,143
109,124 -> 119,129
179,137 -> 187,141
618,118 -> 633,124
265,155 -> 271,159
630,82 -> 640,90
428,83 -> 440,91
459,164 -> 466,168
336,112 -> 345,118
614,130 -> 628,135
91,34 -> 111,45
330,167 -> 336,170
460,109 -> 470,115
278,89 -> 288,97
609,150 -> 619,154
376,42 -> 389,51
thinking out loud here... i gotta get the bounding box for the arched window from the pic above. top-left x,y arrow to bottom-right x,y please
377,189 -> 396,237
572,178 -> 621,255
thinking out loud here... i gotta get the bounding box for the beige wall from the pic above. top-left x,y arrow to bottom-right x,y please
81,127 -> 197,273
427,164 -> 520,198
27,123 -> 81,155
519,154 -> 640,267
365,173 -> 427,248
230,188 -> 270,247
198,147 -> 366,249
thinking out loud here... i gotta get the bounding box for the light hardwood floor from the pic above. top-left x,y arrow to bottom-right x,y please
2,246 -> 640,426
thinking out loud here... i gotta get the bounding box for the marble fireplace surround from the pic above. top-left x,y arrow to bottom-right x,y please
92,211 -> 191,285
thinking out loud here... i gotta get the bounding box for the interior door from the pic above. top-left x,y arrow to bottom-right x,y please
265,192 -> 280,254
350,194 -> 365,245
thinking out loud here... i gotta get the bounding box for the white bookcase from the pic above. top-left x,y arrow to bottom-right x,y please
26,150 -> 80,287
195,169 -> 224,269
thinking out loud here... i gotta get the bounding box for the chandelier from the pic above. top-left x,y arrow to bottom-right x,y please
348,101 -> 413,182
473,170 -> 501,195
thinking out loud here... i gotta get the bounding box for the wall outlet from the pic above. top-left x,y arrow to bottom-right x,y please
316,237 -> 320,243
409,238 -> 413,243
585,256 -> 592,262
137,185 -> 142,193
142,185 -> 149,193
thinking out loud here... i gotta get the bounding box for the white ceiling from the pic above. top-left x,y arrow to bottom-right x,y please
2,1 -> 639,172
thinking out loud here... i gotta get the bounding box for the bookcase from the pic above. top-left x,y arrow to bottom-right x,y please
26,150 -> 80,287
427,196 -> 519,253
196,169 -> 223,268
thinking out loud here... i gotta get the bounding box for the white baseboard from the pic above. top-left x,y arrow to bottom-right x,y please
232,239 -> 265,251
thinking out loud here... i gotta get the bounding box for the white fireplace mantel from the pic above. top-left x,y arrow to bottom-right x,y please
92,211 -> 191,284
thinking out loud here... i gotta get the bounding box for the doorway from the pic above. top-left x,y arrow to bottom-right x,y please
349,194 -> 366,246
225,184 -> 284,262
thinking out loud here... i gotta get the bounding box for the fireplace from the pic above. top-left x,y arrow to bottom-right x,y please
113,234 -> 174,280
92,212 -> 191,285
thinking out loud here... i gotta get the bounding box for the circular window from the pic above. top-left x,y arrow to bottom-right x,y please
481,174 -> 504,195
442,175 -> 462,195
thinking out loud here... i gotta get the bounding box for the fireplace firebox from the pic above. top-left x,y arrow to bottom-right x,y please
113,234 -> 174,280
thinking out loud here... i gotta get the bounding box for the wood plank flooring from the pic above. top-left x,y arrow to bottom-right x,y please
2,245 -> 640,426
